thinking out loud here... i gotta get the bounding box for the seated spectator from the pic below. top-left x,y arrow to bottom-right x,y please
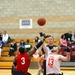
64,31 -> 73,43
25,39 -> 32,52
34,36 -> 40,45
72,31 -> 75,42
19,40 -> 26,47
60,34 -> 70,51
0,31 -> 2,41
0,41 -> 3,57
8,36 -> 11,43
0,31 -> 3,56
2,31 -> 9,47
9,39 -> 17,56
60,34 -> 67,47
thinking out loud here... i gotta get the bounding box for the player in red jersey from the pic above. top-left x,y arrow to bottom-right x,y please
12,39 -> 44,75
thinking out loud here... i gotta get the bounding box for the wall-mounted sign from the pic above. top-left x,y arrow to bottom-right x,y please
20,19 -> 32,29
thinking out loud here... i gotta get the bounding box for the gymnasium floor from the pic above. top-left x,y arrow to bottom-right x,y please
0,69 -> 75,75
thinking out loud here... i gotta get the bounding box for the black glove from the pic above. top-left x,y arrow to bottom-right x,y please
65,47 -> 70,52
39,32 -> 45,37
44,35 -> 51,38
34,40 -> 44,50
39,32 -> 50,38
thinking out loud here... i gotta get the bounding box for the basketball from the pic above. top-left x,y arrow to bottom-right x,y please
37,18 -> 46,26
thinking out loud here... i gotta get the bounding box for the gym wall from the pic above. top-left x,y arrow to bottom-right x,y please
0,0 -> 75,38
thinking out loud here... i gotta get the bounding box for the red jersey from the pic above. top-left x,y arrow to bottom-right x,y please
15,52 -> 30,75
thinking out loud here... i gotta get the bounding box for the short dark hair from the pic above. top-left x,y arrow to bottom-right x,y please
26,39 -> 29,43
19,47 -> 25,54
48,36 -> 54,39
61,34 -> 65,39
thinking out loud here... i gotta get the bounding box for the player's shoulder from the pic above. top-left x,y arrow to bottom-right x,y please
46,45 -> 56,47
58,54 -> 64,58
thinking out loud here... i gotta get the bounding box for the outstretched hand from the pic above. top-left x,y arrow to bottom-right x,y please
39,32 -> 51,39
65,47 -> 70,52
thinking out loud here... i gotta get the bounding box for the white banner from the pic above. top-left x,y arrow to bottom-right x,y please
20,19 -> 32,29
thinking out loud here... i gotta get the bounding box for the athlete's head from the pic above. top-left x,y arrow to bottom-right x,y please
47,36 -> 54,45
51,47 -> 60,54
19,47 -> 25,54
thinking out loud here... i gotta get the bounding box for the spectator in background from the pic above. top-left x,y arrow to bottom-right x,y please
19,40 -> 26,47
59,34 -> 71,56
2,31 -> 9,47
25,39 -> 32,52
64,31 -> 73,43
8,36 -> 11,43
9,39 -> 17,56
34,36 -> 40,45
72,31 -> 75,42
0,31 -> 3,57
60,34 -> 67,47
0,41 -> 3,57
0,31 -> 2,42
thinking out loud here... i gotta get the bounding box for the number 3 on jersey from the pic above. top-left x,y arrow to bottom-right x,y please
48,56 -> 54,67
21,57 -> 25,65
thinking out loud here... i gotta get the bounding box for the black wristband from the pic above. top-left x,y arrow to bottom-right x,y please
34,46 -> 38,50
34,41 -> 44,50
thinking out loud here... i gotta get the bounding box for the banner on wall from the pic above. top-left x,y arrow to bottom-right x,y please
20,19 -> 32,29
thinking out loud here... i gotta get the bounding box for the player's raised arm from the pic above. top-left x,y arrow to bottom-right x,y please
60,48 -> 70,62
28,39 -> 44,57
42,42 -> 48,55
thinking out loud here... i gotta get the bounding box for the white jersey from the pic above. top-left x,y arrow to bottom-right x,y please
46,46 -> 51,53
46,53 -> 64,74
46,45 -> 56,53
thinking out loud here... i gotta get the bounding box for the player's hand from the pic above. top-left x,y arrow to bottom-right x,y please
39,32 -> 45,37
65,47 -> 70,52
39,32 -> 50,38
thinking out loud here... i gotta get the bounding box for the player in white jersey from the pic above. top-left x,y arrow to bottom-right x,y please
42,43 -> 70,75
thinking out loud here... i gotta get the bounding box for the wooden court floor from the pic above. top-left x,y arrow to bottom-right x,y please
0,69 -> 75,75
